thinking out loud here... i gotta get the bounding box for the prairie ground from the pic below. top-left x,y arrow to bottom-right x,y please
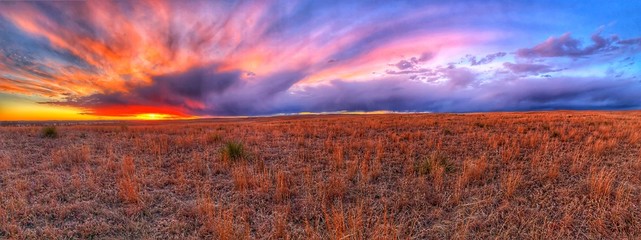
1,111 -> 641,239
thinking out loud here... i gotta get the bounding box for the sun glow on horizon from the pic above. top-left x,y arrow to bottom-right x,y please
134,113 -> 195,120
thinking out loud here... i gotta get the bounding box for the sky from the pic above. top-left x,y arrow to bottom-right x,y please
0,0 -> 640,120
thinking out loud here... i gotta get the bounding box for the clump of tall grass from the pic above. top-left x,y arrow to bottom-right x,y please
41,126 -> 58,138
416,152 -> 454,176
502,171 -> 522,199
222,141 -> 246,162
588,168 -> 615,201
119,156 -> 139,203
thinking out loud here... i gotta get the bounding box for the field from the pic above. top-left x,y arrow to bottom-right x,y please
1,111 -> 641,239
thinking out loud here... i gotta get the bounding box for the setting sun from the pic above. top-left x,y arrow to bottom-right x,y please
134,113 -> 192,120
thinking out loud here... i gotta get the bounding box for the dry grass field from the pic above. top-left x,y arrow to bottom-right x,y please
1,111 -> 641,239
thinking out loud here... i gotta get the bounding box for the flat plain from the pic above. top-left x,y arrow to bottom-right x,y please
1,111 -> 640,239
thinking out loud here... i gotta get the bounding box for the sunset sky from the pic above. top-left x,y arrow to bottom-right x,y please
0,0 -> 640,120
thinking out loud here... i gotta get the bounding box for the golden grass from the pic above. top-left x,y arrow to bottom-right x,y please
118,156 -> 139,204
275,170 -> 290,202
1,111 -> 641,238
502,171 -> 522,198
588,168 -> 615,201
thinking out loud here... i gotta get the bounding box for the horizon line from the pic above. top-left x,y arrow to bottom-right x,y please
3,109 -> 640,123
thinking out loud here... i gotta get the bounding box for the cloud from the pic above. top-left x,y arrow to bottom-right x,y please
47,51 -> 641,116
51,64 -> 310,116
394,60 -> 414,70
52,65 -> 243,115
503,62 -> 557,74
413,52 -> 435,63
390,52 -> 435,70
202,70 -> 306,115
444,68 -> 476,87
618,37 -> 641,46
385,68 -> 432,75
468,52 -> 506,65
516,32 -> 618,58
516,32 -> 616,58
278,75 -> 641,113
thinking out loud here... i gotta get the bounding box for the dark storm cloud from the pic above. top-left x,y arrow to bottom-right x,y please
274,75 -> 641,114
151,66 -> 239,97
54,65 -> 243,113
53,65 -> 309,116
200,70 -> 306,115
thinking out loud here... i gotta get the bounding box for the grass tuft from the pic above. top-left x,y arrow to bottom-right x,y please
222,141 -> 246,162
118,156 -> 139,203
41,126 -> 58,138
502,171 -> 522,198
416,152 -> 454,176
588,168 -> 615,201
